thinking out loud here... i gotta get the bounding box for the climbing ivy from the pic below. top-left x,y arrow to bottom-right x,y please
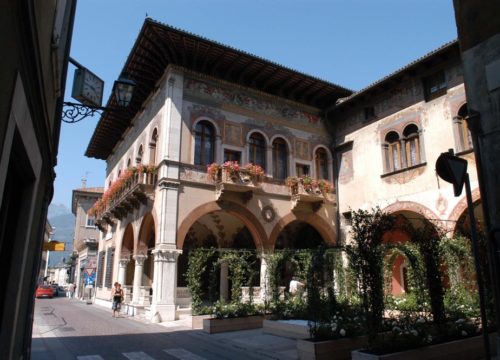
345,207 -> 394,342
185,248 -> 216,315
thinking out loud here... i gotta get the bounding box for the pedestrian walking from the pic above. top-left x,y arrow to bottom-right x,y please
68,283 -> 75,298
110,282 -> 124,317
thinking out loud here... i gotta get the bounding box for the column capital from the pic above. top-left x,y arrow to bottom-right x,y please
133,254 -> 147,265
152,248 -> 182,262
119,258 -> 130,267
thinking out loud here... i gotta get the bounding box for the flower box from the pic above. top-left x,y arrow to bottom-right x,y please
202,315 -> 265,334
263,319 -> 310,339
351,332 -> 496,360
297,335 -> 368,360
192,314 -> 213,330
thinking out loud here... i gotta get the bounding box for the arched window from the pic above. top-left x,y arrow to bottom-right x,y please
384,131 -> 401,172
194,121 -> 215,166
403,124 -> 420,167
248,132 -> 266,168
149,128 -> 158,165
454,104 -> 472,152
272,137 -> 288,180
315,147 -> 329,180
136,145 -> 143,164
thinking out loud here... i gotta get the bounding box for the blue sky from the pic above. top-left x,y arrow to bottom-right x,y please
53,0 -> 458,209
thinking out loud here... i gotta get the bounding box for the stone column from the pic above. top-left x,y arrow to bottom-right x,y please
117,258 -> 129,286
259,253 -> 270,302
220,261 -> 229,301
132,255 -> 147,304
149,246 -> 181,322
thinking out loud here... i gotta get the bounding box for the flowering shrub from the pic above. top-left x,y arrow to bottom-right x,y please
88,165 -> 157,218
317,179 -> 333,193
244,163 -> 265,177
222,160 -> 240,174
206,162 -> 266,182
285,176 -> 332,195
206,163 -> 221,181
213,300 -> 263,319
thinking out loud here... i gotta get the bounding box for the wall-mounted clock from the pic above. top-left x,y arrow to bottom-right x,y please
71,68 -> 104,107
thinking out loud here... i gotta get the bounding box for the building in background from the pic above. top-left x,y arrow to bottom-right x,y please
329,41 -> 480,294
72,186 -> 103,299
0,1 -> 76,358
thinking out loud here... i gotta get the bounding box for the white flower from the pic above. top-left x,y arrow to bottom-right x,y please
426,335 -> 433,343
455,318 -> 466,324
461,330 -> 468,336
416,317 -> 425,324
331,322 -> 337,331
410,330 -> 418,336
392,326 -> 402,333
340,329 -> 346,337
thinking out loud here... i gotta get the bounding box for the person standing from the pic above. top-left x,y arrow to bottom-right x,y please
68,283 -> 75,299
110,282 -> 124,317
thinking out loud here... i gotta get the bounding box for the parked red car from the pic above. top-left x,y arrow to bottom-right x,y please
35,285 -> 54,298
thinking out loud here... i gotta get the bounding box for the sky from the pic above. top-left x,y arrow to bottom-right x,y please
52,0 -> 459,209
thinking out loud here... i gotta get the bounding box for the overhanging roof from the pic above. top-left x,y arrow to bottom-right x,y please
332,40 -> 459,111
85,18 -> 352,160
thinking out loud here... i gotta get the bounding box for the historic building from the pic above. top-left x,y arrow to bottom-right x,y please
0,1 -> 76,357
85,19 -> 479,321
329,41 -> 481,295
72,185 -> 103,299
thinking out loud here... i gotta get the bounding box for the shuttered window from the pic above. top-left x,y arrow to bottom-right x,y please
104,247 -> 115,288
96,251 -> 105,288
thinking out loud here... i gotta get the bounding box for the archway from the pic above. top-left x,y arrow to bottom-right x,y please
382,209 -> 439,296
178,209 -> 259,302
137,213 -> 155,289
274,220 -> 329,292
121,223 -> 135,286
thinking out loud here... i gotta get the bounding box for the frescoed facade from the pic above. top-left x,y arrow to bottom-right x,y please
85,19 -> 479,321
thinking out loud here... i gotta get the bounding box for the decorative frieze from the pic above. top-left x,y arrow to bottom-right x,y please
152,248 -> 181,262
184,78 -> 321,128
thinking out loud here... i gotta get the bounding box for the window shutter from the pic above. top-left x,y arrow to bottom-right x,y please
104,247 -> 115,288
96,251 -> 105,288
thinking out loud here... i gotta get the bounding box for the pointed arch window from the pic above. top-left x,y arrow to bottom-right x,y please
248,132 -> 266,168
126,158 -> 131,168
315,147 -> 329,180
194,121 -> 215,166
149,128 -> 158,165
403,124 -> 420,167
272,137 -> 288,180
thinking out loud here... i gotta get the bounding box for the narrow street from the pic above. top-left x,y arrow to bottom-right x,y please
31,298 -> 297,360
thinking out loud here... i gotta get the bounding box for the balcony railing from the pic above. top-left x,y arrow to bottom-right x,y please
213,168 -> 262,203
95,172 -> 157,230
289,182 -> 326,212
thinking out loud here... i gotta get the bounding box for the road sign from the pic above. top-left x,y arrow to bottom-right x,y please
43,241 -> 66,251
435,151 -> 468,196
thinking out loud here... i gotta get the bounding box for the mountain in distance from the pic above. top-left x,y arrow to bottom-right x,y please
47,203 -> 75,266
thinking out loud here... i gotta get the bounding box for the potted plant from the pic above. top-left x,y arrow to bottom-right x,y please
207,163 -> 222,181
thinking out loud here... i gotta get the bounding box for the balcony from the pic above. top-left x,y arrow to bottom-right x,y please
286,177 -> 334,212
94,171 -> 157,230
213,167 -> 262,203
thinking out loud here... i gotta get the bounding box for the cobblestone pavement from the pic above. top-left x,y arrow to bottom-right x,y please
31,298 -> 297,360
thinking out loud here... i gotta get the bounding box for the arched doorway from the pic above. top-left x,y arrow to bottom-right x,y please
135,213 -> 155,303
121,224 -> 135,287
274,221 -> 328,292
178,210 -> 259,302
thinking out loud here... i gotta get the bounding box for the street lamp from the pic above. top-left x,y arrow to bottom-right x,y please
62,57 -> 136,123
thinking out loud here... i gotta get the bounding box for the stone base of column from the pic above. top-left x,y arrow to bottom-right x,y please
149,304 -> 176,323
